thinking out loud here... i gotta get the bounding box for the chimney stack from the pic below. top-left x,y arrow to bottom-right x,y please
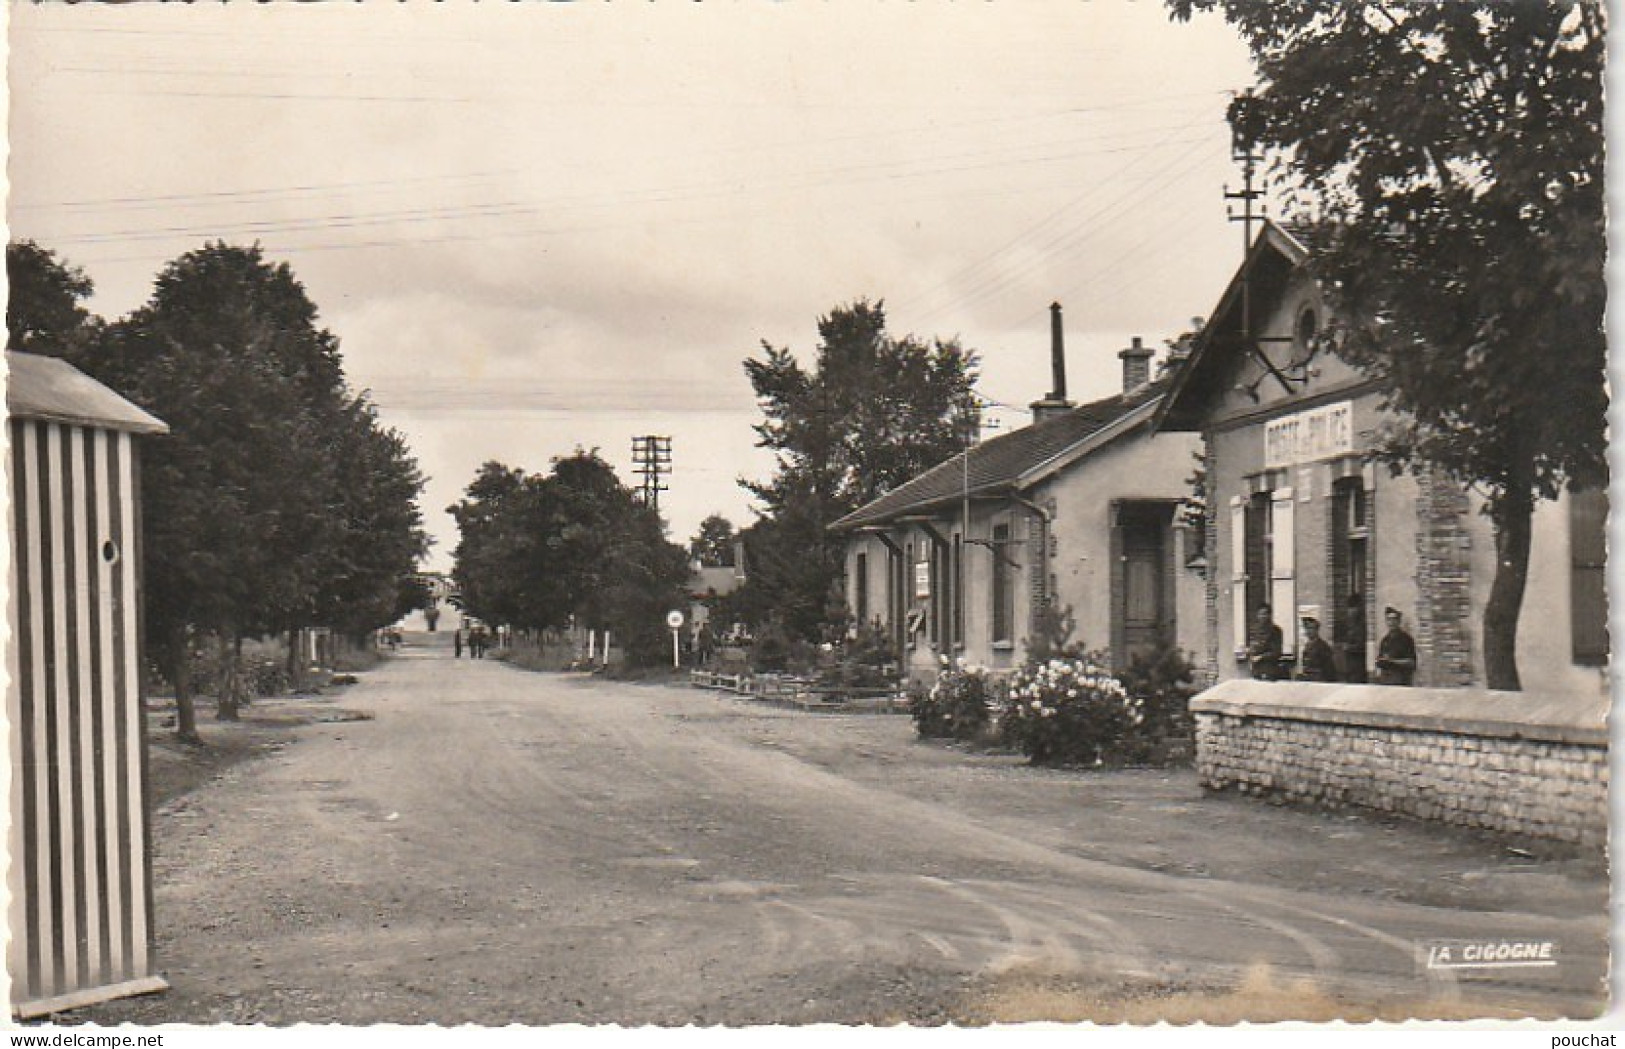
1119,335 -> 1154,393
1030,302 -> 1076,423
1049,302 -> 1067,401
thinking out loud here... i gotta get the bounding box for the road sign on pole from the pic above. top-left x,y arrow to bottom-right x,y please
667,610 -> 685,668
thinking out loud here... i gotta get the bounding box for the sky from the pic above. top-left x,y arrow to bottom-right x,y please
7,3 -> 1260,573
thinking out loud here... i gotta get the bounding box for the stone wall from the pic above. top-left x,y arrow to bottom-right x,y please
1192,681 -> 1608,847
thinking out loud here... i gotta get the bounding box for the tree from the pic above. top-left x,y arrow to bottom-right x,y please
689,514 -> 737,567
1169,2 -> 1606,689
740,300 -> 979,639
309,397 -> 429,645
448,450 -> 691,667
83,243 -> 391,734
7,240 -> 97,361
394,574 -> 437,625
448,462 -> 555,630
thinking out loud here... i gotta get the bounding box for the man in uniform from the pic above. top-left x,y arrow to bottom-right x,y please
1296,614 -> 1337,682
1247,603 -> 1284,680
1375,606 -> 1418,685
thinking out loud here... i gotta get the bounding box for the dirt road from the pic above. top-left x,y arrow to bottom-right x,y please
83,639 -> 1608,1024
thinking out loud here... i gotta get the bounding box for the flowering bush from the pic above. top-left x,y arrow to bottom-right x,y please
1000,655 -> 1146,766
909,658 -> 999,741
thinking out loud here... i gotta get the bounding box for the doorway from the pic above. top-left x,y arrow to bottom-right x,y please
1114,501 -> 1175,670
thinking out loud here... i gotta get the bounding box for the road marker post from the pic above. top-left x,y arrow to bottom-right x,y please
667,610 -> 685,669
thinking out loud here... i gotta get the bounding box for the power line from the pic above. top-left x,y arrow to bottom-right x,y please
28,132 -> 1219,264
890,107 -> 1222,321
901,129 -> 1225,333
10,168 -> 524,214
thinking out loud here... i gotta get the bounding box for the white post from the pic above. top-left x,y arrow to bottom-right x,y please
587,630 -> 596,663
672,628 -> 681,669
604,631 -> 611,667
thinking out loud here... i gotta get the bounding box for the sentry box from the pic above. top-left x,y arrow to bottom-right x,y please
6,352 -> 170,1018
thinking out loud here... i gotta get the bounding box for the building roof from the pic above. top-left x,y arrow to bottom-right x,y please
830,383 -> 1164,532
689,564 -> 744,597
1154,219 -> 1313,433
7,352 -> 168,435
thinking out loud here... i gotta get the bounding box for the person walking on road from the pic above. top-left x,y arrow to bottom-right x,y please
453,628 -> 463,659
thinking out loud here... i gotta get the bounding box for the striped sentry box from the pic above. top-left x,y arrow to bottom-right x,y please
6,352 -> 169,1018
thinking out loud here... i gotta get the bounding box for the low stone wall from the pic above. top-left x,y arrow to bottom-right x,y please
1192,681 -> 1608,847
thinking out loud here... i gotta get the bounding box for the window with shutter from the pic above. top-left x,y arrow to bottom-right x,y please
1230,496 -> 1249,651
855,552 -> 869,625
1270,487 -> 1296,655
992,523 -> 1013,644
952,534 -> 964,647
1570,487 -> 1608,665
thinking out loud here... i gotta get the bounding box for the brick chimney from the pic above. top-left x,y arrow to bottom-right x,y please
1119,335 -> 1154,393
1030,302 -> 1075,423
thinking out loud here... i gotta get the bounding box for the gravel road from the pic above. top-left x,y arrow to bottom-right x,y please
80,638 -> 1608,1025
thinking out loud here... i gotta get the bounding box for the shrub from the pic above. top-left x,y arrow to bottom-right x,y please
1024,602 -> 1086,664
751,618 -> 791,673
189,638 -> 291,700
910,659 -> 999,741
243,657 -> 290,697
1000,655 -> 1145,766
815,620 -> 897,691
1117,643 -> 1198,754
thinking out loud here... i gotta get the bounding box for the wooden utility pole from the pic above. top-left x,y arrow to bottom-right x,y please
631,435 -> 672,512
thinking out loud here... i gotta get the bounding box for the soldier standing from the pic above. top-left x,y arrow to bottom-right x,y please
1296,614 -> 1337,682
1375,606 -> 1418,686
1247,603 -> 1284,681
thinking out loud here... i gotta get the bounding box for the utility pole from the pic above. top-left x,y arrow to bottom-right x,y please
1224,88 -> 1265,339
631,435 -> 672,513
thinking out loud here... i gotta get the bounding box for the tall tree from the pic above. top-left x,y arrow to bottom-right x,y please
689,514 -> 737,567
449,462 -> 541,630
311,396 -> 430,645
741,300 -> 978,639
84,243 -> 371,734
1170,2 -> 1606,689
7,240 -> 97,362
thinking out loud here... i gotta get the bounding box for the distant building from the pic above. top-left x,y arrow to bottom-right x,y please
687,556 -> 746,644
1154,220 -> 1606,693
831,307 -> 1205,683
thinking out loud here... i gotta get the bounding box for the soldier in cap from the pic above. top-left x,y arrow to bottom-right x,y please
1296,613 -> 1337,682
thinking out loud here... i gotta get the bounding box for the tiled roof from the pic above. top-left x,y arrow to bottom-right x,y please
7,352 -> 168,435
689,565 -> 744,596
831,384 -> 1162,532
1276,220 -> 1327,257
